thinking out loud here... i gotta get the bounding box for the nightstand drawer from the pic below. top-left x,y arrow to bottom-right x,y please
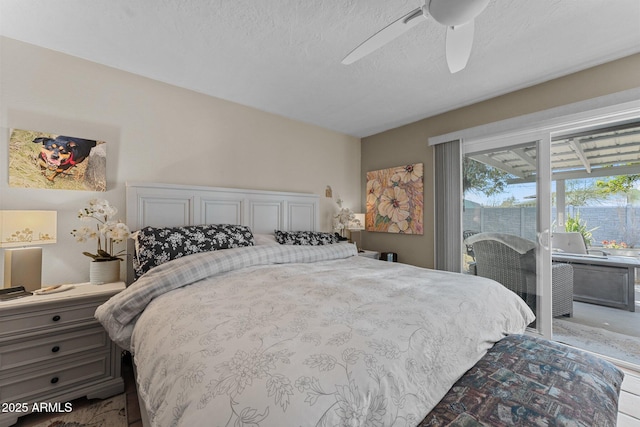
1,302 -> 99,338
0,326 -> 109,372
0,282 -> 124,427
0,354 -> 110,402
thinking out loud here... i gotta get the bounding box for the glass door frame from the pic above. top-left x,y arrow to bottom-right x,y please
536,134 -> 553,338
432,93 -> 640,350
462,132 -> 553,337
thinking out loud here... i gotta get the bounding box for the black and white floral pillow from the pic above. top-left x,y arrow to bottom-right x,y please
274,230 -> 338,246
133,224 -> 254,278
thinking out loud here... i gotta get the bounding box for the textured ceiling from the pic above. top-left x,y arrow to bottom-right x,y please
1,0 -> 639,137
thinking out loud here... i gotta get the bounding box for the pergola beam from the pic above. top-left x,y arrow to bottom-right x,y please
512,148 -> 537,169
568,138 -> 592,173
469,154 -> 527,179
508,163 -> 640,184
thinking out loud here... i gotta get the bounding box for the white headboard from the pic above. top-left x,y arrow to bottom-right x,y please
125,182 -> 321,284
126,182 -> 320,232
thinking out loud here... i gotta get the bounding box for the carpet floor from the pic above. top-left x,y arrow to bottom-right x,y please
16,394 -> 126,427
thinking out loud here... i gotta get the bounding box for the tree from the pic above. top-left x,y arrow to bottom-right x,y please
564,179 -> 605,206
463,158 -> 511,197
596,174 -> 640,204
499,196 -> 517,207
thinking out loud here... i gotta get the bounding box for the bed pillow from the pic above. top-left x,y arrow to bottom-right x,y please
253,233 -> 279,246
133,224 -> 254,278
274,230 -> 339,245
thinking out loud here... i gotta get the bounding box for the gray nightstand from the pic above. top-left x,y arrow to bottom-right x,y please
0,282 -> 125,427
358,250 -> 380,260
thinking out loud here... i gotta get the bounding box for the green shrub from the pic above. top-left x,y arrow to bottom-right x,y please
564,211 -> 598,246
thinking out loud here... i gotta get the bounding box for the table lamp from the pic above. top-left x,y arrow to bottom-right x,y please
348,213 -> 365,252
0,210 -> 57,291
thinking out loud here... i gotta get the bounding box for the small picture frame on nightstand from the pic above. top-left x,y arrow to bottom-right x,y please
0,286 -> 32,301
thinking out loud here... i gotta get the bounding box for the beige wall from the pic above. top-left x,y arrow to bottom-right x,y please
361,53 -> 640,268
3,36 -> 638,283
0,37 -> 361,284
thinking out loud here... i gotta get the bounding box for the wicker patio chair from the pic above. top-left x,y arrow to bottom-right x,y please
465,232 -> 573,318
463,230 -> 479,260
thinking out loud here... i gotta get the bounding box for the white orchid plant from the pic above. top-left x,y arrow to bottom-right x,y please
71,198 -> 130,262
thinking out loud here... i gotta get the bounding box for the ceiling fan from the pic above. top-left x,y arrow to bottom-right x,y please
342,0 -> 490,73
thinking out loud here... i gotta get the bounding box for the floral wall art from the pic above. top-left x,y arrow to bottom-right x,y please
366,163 -> 424,234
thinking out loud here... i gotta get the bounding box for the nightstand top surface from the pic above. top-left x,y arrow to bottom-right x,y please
0,281 -> 125,309
358,250 -> 380,259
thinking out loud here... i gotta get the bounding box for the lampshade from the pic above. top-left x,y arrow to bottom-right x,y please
0,210 -> 57,248
349,213 -> 365,231
1,210 -> 57,291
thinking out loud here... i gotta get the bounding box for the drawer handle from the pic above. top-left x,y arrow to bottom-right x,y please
51,346 -> 60,353
52,315 -> 61,322
50,377 -> 59,384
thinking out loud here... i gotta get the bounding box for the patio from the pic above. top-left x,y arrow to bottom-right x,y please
553,285 -> 640,366
461,119 -> 640,374
463,120 -> 640,368
464,247 -> 640,366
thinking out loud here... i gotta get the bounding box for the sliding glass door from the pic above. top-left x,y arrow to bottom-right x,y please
462,137 -> 553,337
433,99 -> 640,366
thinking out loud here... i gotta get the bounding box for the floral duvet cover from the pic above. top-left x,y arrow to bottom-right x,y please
96,244 -> 534,427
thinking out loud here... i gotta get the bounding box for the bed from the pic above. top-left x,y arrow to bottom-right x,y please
95,182 -> 623,427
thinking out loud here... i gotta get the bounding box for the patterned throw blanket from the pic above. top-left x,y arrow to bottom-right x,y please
420,334 -> 624,426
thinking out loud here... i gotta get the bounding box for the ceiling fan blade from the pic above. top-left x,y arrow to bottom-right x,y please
445,20 -> 474,73
342,7 -> 426,65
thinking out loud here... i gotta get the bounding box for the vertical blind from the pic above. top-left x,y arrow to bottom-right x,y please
434,140 -> 462,272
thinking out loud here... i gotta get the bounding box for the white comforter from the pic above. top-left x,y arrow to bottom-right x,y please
96,244 -> 534,427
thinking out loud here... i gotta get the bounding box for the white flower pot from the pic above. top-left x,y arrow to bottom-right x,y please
90,260 -> 120,285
